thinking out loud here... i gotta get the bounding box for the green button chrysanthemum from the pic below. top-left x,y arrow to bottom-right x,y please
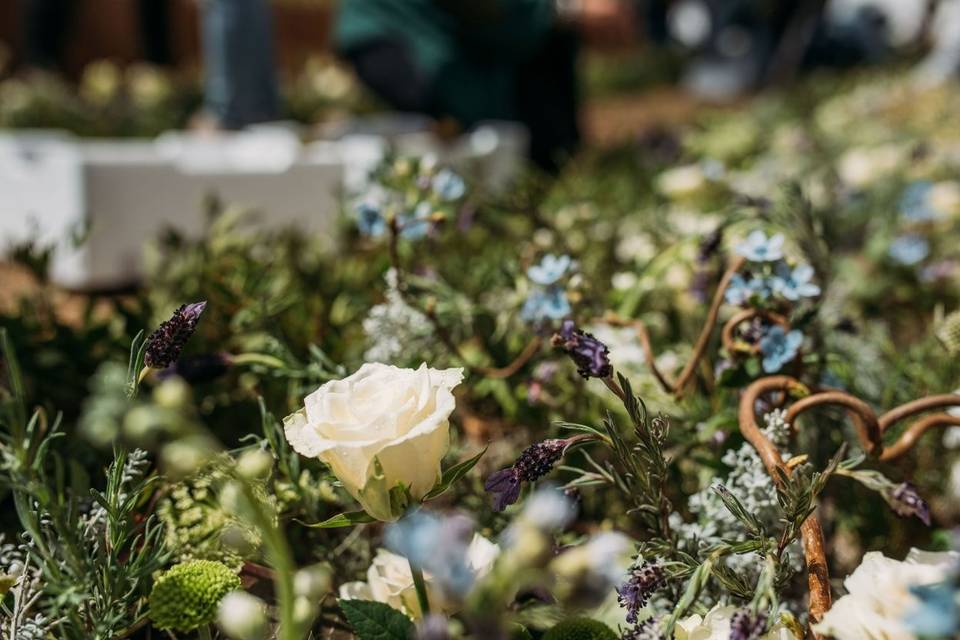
149,560 -> 241,632
543,617 -> 618,640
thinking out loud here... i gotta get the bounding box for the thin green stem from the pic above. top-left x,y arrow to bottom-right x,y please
408,559 -> 431,617
198,624 -> 212,640
231,353 -> 288,369
238,480 -> 299,640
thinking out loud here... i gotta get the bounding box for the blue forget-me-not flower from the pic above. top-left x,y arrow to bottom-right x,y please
888,234 -> 930,266
736,230 -> 785,262
759,326 -> 803,373
771,263 -> 821,301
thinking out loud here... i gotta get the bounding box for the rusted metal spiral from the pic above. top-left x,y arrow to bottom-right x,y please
739,376 -> 960,636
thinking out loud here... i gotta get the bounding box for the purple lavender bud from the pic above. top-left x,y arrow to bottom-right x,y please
144,302 -> 207,369
552,320 -> 613,379
484,468 -> 522,512
729,609 -> 767,640
890,482 -> 932,526
484,439 -> 568,512
514,438 -> 567,482
617,561 -> 665,625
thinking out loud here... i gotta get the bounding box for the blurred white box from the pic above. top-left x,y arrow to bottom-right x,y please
0,119 -> 527,290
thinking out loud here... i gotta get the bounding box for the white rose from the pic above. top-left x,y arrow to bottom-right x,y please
677,605 -> 801,640
813,548 -> 960,640
339,535 -> 499,619
339,549 -> 426,617
284,363 -> 463,521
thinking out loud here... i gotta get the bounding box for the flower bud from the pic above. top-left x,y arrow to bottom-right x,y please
220,524 -> 259,557
218,591 -> 268,640
144,301 -> 207,369
123,405 -> 179,448
551,321 -> 612,379
294,564 -> 333,600
161,436 -> 218,479
236,450 -> 273,480
293,595 -> 317,628
153,377 -> 192,411
149,560 -> 240,632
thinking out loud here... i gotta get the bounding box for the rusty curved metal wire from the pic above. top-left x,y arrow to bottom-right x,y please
739,375 -> 960,635
603,256 -> 748,398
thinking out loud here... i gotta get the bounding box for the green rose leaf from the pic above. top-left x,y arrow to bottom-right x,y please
340,599 -> 414,640
299,510 -> 377,528
423,446 -> 487,501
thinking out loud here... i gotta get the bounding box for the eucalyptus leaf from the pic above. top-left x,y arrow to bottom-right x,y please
300,511 -> 377,528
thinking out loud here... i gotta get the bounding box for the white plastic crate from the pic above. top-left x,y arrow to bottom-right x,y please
0,120 -> 528,290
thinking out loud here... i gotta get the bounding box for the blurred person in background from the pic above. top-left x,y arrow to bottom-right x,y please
335,0 -> 638,172
19,0 -> 72,70
200,0 -> 280,129
19,0 -> 174,71
139,0 -> 174,67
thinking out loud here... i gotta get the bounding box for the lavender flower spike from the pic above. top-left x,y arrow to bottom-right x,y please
729,609 -> 767,640
484,438 -> 569,512
144,301 -> 207,369
617,561 -> 665,625
552,320 -> 613,379
890,482 -> 932,526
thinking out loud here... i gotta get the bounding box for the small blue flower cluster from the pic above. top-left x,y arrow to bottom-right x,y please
521,254 -> 574,324
726,232 -> 821,306
354,165 -> 467,241
725,231 -> 821,373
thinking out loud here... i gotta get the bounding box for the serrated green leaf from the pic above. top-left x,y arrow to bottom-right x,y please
340,599 -> 414,640
299,510 -> 376,528
423,447 -> 487,500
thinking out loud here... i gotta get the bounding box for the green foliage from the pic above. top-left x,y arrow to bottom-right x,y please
156,464 -> 260,570
542,617 -> 618,640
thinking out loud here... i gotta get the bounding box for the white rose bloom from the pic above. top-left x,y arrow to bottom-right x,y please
284,363 -> 463,521
339,549 -> 426,617
813,548 -> 960,640
676,605 -> 801,640
340,536 -> 499,618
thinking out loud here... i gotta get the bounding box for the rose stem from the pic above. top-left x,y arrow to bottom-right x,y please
409,558 -> 432,617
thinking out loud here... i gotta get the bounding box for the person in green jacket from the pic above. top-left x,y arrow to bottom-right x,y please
335,0 -> 636,172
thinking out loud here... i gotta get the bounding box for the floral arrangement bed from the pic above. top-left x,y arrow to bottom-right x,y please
0,56 -> 368,137
3,72 -> 960,640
